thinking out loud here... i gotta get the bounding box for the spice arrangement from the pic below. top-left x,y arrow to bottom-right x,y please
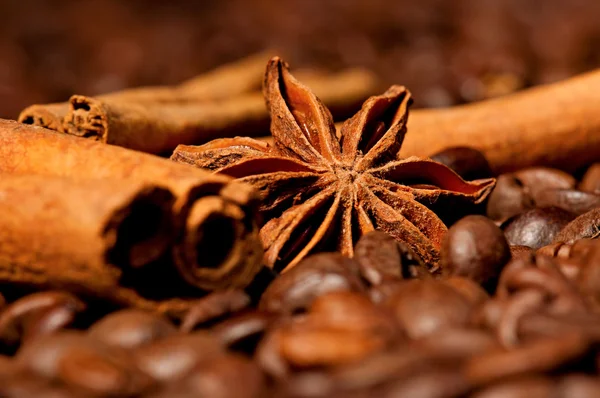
2,45 -> 600,398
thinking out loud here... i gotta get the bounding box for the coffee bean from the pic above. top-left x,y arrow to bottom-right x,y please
384,280 -> 472,339
487,168 -> 576,221
354,231 -> 431,285
441,277 -> 490,306
176,354 -> 265,398
510,245 -> 534,261
180,289 -> 250,333
15,331 -> 152,396
259,253 -> 366,315
503,207 -> 576,249
441,215 -> 510,287
211,310 -> 272,348
470,376 -> 554,398
88,309 -> 176,349
534,189 -> 600,215
554,208 -> 600,244
0,292 -> 85,347
133,332 -> 223,382
580,163 -> 600,194
559,374 -> 600,398
430,146 -> 493,181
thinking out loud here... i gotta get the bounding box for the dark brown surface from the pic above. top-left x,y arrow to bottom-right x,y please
2,0 -> 600,118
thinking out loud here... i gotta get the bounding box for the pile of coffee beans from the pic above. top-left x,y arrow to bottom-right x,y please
2,148 -> 600,397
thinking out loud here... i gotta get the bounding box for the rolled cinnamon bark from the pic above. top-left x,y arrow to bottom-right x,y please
17,51 -> 274,132
0,119 -> 264,292
61,67 -> 378,154
0,175 -> 190,313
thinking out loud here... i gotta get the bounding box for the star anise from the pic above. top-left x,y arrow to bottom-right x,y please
172,57 -> 495,273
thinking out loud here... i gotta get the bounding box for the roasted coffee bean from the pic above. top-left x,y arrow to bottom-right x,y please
380,368 -> 470,398
559,374 -> 600,398
554,208 -> 600,244
414,328 -> 499,358
464,332 -> 590,386
441,277 -> 490,306
503,207 -> 576,249
22,304 -> 82,344
441,215 -> 510,287
534,189 -> 600,215
173,354 -> 265,398
354,231 -> 431,285
0,373 -> 79,398
470,376 -> 554,398
487,168 -> 576,221
384,280 -> 472,339
211,310 -> 272,348
580,163 -> 600,194
88,309 -> 177,349
15,331 -> 153,396
0,291 -> 85,347
430,146 -> 493,181
259,253 -> 366,315
133,331 -> 223,382
180,289 -> 250,332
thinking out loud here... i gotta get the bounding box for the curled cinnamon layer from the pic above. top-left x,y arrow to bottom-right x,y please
0,119 -> 264,293
18,103 -> 69,132
0,175 -> 176,306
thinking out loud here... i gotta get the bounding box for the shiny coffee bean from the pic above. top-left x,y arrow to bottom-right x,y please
381,368 -> 470,398
430,146 -> 493,181
354,231 -> 431,285
259,253 -> 366,314
559,374 -> 600,398
211,310 -> 272,348
88,309 -> 177,349
0,373 -> 78,398
134,331 -> 223,382
503,207 -> 576,249
441,215 -> 510,286
580,163 -> 600,194
0,292 -> 85,346
441,277 -> 490,306
554,208 -> 600,244
15,331 -> 152,396
384,280 -> 472,339
487,168 -> 576,221
534,189 -> 600,215
179,289 -> 250,332
175,354 -> 265,398
470,376 -> 554,398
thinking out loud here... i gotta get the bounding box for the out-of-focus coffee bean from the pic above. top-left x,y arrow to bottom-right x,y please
503,207 -> 576,249
133,331 -> 223,382
431,146 -> 494,181
0,292 -> 85,347
22,305 -> 82,344
510,245 -> 534,261
554,208 -> 600,244
535,189 -> 600,215
279,322 -> 386,367
414,328 -> 499,358
441,215 -> 510,286
380,368 -> 470,398
0,373 -> 78,398
309,291 -> 399,338
211,310 -> 272,348
470,376 -> 554,398
175,354 -> 265,398
384,280 -> 472,339
559,374 -> 600,397
441,277 -> 490,306
180,289 -> 250,333
259,253 -> 366,315
487,168 -> 576,221
487,174 -> 534,221
88,309 -> 176,349
580,163 -> 600,194
464,332 -> 590,386
15,331 -> 152,396
354,231 -> 431,285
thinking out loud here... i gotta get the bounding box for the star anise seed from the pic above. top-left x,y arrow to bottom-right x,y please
172,57 -> 495,273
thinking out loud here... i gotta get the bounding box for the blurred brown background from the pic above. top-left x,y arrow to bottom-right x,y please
1,0 -> 600,119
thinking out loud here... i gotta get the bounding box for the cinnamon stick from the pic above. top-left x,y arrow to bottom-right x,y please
18,51 -> 274,132
0,119 -> 263,292
401,69 -> 600,174
0,175 -> 194,315
61,67 -> 378,154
